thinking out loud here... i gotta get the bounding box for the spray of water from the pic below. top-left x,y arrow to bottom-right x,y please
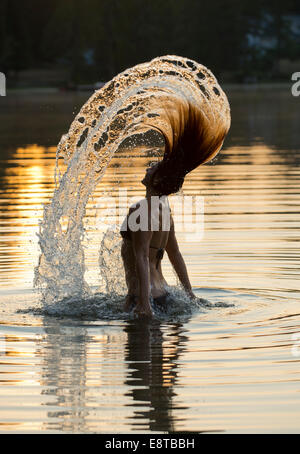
34,55 -> 230,307
98,227 -> 127,296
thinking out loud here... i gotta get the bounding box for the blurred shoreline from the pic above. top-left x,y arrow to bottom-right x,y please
3,81 -> 293,97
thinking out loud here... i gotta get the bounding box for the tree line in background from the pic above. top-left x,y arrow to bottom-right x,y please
1,0 -> 300,86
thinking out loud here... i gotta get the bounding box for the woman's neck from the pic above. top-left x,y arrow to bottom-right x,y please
145,187 -> 160,198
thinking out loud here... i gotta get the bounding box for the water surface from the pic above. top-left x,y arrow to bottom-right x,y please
0,87 -> 299,433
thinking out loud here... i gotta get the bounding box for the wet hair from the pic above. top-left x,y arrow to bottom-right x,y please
150,151 -> 187,196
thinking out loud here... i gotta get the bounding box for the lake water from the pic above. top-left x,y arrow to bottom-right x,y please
0,86 -> 299,433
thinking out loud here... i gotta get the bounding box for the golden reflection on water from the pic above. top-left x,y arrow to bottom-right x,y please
0,89 -> 300,433
1,141 -> 299,298
0,320 -> 188,433
1,308 -> 300,433
0,145 -> 56,287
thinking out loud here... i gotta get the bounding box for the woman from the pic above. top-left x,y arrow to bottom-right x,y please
121,160 -> 197,317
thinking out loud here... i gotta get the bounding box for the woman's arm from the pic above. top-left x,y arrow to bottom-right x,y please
165,219 -> 196,299
131,228 -> 153,316
121,240 -> 138,311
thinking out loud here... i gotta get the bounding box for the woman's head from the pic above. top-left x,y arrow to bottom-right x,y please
142,160 -> 185,196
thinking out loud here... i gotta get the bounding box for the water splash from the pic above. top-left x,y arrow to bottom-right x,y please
98,227 -> 127,296
22,288 -> 234,322
34,55 -> 230,305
